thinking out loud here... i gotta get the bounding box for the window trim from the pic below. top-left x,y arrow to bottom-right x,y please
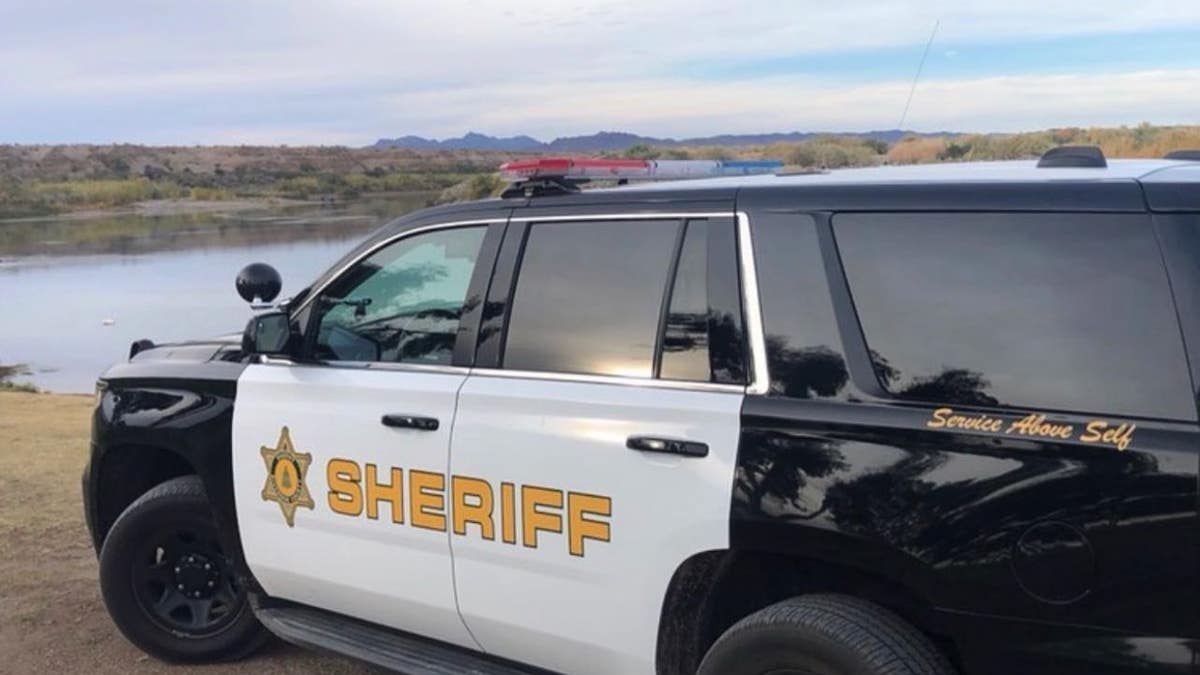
488,211 -> 766,391
652,219 -> 690,379
292,218 -> 505,369
266,210 -> 772,394
737,211 -> 770,395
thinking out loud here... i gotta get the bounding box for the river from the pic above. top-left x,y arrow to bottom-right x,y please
0,193 -> 437,392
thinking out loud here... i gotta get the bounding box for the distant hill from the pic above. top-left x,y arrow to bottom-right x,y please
371,129 -> 957,152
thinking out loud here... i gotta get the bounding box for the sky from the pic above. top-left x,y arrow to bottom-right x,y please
2,0 -> 1199,146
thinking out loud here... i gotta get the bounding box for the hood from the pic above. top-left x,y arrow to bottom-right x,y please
100,332 -> 249,387
129,333 -> 243,364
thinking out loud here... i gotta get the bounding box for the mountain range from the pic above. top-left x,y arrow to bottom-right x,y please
371,129 -> 955,153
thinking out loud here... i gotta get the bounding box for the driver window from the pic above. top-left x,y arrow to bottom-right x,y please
312,226 -> 487,365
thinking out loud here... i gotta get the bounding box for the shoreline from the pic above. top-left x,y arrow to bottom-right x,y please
0,196 -> 317,224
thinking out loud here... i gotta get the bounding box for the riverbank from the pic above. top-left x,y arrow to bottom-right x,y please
0,390 -> 370,673
0,196 -> 312,224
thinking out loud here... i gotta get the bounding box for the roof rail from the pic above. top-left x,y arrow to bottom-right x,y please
1165,150 -> 1200,161
1037,145 -> 1107,168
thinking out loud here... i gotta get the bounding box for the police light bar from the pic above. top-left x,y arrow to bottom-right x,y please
499,158 -> 783,182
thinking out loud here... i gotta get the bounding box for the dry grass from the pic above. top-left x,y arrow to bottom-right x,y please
883,124 -> 1200,165
0,391 -> 372,673
886,137 -> 951,164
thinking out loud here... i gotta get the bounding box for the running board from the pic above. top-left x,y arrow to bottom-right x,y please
255,602 -> 551,675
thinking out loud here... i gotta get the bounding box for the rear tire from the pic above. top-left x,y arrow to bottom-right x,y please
99,476 -> 269,663
697,594 -> 955,675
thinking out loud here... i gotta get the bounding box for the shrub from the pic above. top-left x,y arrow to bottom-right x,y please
861,138 -> 890,155
785,140 -> 879,168
886,137 -> 948,164
939,142 -> 972,161
623,144 -> 660,160
0,362 -> 37,393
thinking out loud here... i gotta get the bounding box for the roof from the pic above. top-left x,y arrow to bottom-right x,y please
611,159 -> 1200,192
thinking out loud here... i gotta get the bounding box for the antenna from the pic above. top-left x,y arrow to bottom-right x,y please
898,19 -> 940,130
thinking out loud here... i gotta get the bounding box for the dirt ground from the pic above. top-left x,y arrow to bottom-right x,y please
0,391 -> 374,674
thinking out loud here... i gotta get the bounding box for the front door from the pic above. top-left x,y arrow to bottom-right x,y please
232,222 -> 497,648
449,214 -> 749,674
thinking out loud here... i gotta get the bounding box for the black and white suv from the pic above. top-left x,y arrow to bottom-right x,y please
84,148 -> 1200,675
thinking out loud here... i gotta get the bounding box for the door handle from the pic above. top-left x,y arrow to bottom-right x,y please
381,414 -> 439,431
626,435 -> 708,457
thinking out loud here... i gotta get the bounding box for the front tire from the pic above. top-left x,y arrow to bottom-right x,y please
99,476 -> 268,663
698,594 -> 955,675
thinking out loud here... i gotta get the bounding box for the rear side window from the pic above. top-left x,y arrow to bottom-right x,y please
753,214 -> 849,398
504,220 -> 678,378
835,213 -> 1195,421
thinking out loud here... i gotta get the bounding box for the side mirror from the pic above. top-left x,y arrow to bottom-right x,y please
236,263 -> 282,305
243,312 -> 293,357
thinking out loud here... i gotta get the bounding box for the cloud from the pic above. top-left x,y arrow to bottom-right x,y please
381,68 -> 1200,138
1,0 -> 1198,143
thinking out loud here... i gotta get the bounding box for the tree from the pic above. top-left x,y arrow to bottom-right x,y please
623,144 -> 660,160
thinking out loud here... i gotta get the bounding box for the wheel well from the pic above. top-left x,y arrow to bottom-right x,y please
96,445 -> 196,543
655,550 -> 960,675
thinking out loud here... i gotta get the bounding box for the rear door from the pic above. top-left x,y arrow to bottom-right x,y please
733,209 -> 1200,672
232,219 -> 503,647
449,212 -> 753,674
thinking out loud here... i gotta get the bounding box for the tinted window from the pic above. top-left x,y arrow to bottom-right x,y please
754,214 -> 849,398
660,220 -> 710,381
835,213 -> 1194,420
311,226 -> 486,364
504,220 -> 679,377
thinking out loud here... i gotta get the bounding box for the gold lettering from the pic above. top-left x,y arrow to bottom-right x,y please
1082,421 -> 1137,451
928,408 -> 1007,434
1114,423 -> 1136,451
452,476 -> 495,539
521,485 -> 563,549
500,482 -> 517,545
1007,414 -> 1038,435
927,407 -> 952,429
1080,420 -> 1104,443
567,492 -> 611,557
327,458 -> 362,517
318,459 -> 614,556
1007,414 -> 1072,439
409,470 -> 447,531
364,464 -> 403,523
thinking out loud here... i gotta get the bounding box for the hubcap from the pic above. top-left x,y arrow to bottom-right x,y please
132,525 -> 242,637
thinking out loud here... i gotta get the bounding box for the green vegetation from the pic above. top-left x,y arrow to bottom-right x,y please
3,124 -> 1199,218
435,173 -> 506,204
603,124 -> 1200,170
0,144 -> 504,218
0,363 -> 38,393
0,171 -> 480,218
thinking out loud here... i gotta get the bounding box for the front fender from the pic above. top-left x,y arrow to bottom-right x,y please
86,375 -> 257,591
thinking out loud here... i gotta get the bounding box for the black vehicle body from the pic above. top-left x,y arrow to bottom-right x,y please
85,160 -> 1200,674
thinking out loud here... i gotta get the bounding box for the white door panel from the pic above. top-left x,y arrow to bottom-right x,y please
450,374 -> 743,674
232,362 -> 477,648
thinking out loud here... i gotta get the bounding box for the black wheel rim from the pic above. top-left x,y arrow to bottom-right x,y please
130,523 -> 243,638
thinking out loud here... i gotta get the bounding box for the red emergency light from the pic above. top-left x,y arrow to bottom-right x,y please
499,158 -> 652,180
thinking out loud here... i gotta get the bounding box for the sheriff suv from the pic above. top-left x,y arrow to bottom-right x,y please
84,147 -> 1200,675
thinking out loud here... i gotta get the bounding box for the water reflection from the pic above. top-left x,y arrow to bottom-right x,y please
764,334 -> 1002,408
0,194 -> 436,391
765,337 -> 849,399
0,194 -> 430,260
735,416 -> 1196,624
